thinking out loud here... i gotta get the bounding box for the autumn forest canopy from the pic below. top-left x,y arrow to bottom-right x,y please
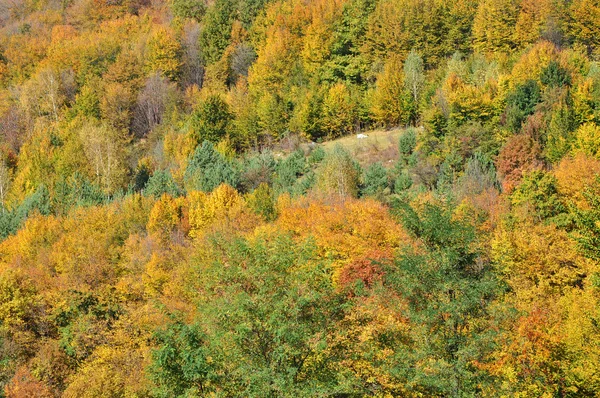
2,0 -> 600,396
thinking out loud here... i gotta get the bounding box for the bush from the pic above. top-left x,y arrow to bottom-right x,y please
362,162 -> 388,197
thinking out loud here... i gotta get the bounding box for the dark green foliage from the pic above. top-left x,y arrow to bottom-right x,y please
189,94 -> 232,145
540,61 -> 571,88
545,105 -> 576,162
399,128 -> 417,156
0,184 -> 51,239
149,321 -> 214,398
294,170 -> 317,196
144,170 -> 182,198
54,290 -> 122,362
184,141 -> 239,192
436,151 -> 463,191
388,201 -> 501,397
52,173 -> 106,215
199,0 -> 236,64
237,0 -> 272,28
511,79 -> 542,114
505,80 -> 542,132
362,162 -> 388,197
132,164 -> 150,193
394,171 -> 413,193
321,0 -> 376,84
273,149 -> 307,195
307,146 -> 326,166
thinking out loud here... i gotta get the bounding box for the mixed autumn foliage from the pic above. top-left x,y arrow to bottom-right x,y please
1,0 -> 600,396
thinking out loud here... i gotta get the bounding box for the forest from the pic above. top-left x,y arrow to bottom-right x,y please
1,0 -> 600,396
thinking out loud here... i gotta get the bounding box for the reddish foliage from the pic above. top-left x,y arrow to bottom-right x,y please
338,249 -> 392,289
4,367 -> 53,398
496,134 -> 543,192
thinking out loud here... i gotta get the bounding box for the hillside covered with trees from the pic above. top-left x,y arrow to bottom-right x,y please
1,0 -> 600,396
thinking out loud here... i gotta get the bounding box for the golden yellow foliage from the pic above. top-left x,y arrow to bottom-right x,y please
188,184 -> 259,239
553,154 -> 600,208
572,122 -> 600,158
276,196 -> 407,282
510,41 -> 559,87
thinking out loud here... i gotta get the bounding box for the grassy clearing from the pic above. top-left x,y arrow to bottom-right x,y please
310,128 -> 405,167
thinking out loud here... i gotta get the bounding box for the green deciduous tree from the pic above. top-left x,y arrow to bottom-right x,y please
149,320 -> 214,398
388,200 -> 501,396
193,234 -> 351,396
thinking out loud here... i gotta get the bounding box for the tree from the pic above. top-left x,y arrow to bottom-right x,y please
0,160 -> 10,209
554,154 -> 600,207
572,122 -> 600,158
567,0 -> 600,54
514,0 -> 553,48
188,183 -> 257,238
321,82 -> 358,139
171,0 -> 206,21
315,145 -> 360,199
184,141 -> 239,192
496,134 -> 543,192
273,149 -> 308,195
388,200 -> 501,396
188,94 -> 232,145
510,170 -> 566,222
133,73 -> 176,137
245,182 -> 276,221
540,61 -> 571,88
147,194 -> 184,240
149,320 -> 213,397
363,0 -> 470,68
20,68 -> 73,122
505,79 -> 541,133
571,176 -> 600,262
79,121 -> 128,193
146,27 -> 183,82
192,234 -> 352,396
404,50 -> 425,105
473,0 -> 519,53
198,0 -> 236,64
371,55 -> 414,126
144,169 -> 182,198
180,21 -> 204,88
100,85 -> 134,139
361,162 -> 388,197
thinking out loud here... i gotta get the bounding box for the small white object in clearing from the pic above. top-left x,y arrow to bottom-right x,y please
357,133 -> 368,139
